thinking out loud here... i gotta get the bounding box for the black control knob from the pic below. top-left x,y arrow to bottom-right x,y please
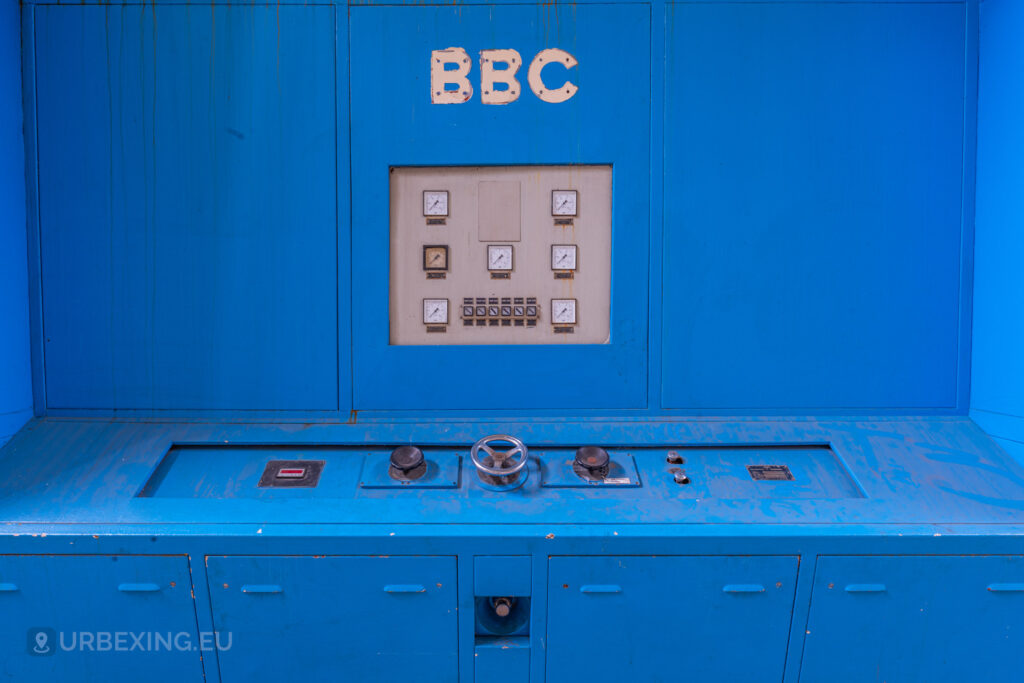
575,446 -> 610,477
390,446 -> 425,473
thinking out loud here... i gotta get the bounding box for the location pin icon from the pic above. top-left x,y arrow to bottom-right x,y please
35,631 -> 48,652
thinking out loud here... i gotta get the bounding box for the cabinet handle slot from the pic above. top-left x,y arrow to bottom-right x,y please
242,584 -> 283,594
987,583 -> 1024,593
384,584 -> 426,594
118,583 -> 161,593
845,584 -> 886,593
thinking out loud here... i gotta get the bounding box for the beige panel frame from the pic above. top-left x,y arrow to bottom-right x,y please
389,166 -> 612,345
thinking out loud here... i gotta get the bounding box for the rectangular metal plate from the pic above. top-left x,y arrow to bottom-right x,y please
474,556 -> 533,597
138,445 -> 361,499
670,445 -> 863,499
540,452 -> 640,488
258,460 -> 324,488
359,452 -> 461,489
747,464 -> 795,481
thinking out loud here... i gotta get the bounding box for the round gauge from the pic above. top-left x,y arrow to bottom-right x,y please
422,298 -> 449,324
423,245 -> 449,271
551,244 -> 578,271
551,299 -> 577,325
487,245 -> 513,271
551,190 -> 578,217
423,190 -> 449,217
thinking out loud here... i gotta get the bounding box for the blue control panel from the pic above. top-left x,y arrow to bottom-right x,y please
3,418 -> 1024,682
3,0 -> 1023,682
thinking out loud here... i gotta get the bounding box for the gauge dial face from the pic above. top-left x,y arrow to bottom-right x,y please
423,190 -> 449,217
422,298 -> 449,324
551,244 -> 578,271
552,190 -> 578,216
551,298 -> 577,325
423,245 -> 449,271
487,245 -> 513,271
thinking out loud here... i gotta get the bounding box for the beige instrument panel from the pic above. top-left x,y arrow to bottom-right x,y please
389,165 -> 612,345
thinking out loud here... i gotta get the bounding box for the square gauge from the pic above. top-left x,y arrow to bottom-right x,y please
422,298 -> 449,324
423,245 -> 449,271
551,190 -> 578,216
551,299 -> 577,325
551,244 -> 578,271
487,245 -> 514,271
423,190 -> 449,217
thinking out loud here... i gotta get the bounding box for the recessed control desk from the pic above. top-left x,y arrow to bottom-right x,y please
2,418 -> 1023,682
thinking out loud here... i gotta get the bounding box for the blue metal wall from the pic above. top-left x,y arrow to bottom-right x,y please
30,5 -> 339,415
14,0 -> 978,421
973,0 -> 1024,463
0,0 -> 31,448
662,3 -> 970,412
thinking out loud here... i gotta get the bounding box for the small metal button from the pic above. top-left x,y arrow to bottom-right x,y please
673,471 -> 690,485
492,596 -> 514,618
666,451 -> 684,464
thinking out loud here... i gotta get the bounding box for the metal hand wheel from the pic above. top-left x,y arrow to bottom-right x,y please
470,434 -> 529,480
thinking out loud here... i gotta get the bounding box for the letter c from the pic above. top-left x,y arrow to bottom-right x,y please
528,48 -> 578,103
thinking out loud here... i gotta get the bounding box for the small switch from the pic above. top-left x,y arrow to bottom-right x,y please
666,451 -> 684,465
275,467 -> 307,479
673,471 -> 691,485
258,460 -> 324,488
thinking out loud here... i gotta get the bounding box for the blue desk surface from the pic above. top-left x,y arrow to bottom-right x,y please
1,417 -> 1022,533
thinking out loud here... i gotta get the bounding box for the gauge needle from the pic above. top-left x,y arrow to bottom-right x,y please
431,254 -> 441,264
558,254 -> 568,265
558,199 -> 569,210
430,200 -> 440,210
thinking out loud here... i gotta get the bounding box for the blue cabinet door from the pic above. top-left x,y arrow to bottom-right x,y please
0,555 -> 202,682
547,556 -> 799,683
801,555 -> 1024,682
207,556 -> 458,682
